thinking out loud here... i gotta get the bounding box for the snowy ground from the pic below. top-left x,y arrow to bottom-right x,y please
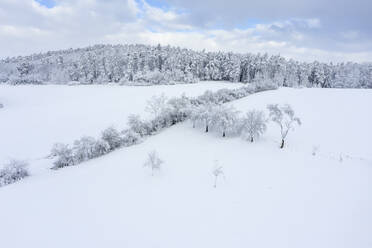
0,87 -> 371,248
0,81 -> 242,162
230,87 -> 372,160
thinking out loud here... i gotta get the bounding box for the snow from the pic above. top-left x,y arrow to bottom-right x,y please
0,87 -> 371,248
0,81 -> 242,162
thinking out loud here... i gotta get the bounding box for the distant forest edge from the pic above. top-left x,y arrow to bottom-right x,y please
0,44 -> 371,88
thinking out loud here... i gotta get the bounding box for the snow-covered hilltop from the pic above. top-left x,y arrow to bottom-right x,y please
1,44 -> 371,88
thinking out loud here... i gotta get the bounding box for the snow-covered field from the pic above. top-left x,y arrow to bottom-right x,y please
0,82 -> 242,162
0,87 -> 371,248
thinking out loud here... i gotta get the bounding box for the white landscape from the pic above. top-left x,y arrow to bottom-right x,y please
1,0 -> 372,247
1,85 -> 371,248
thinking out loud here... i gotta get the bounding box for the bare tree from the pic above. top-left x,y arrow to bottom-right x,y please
212,161 -> 224,188
143,150 -> 163,176
241,110 -> 267,142
267,104 -> 301,148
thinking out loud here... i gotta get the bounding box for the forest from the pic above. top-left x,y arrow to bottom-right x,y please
1,44 -> 371,88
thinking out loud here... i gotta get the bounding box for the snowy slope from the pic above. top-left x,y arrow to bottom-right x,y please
0,88 -> 371,248
230,88 -> 372,159
0,82 -> 242,162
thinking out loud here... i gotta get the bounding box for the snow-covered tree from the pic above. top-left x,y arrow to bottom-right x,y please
93,139 -> 110,156
101,127 -> 123,150
267,104 -> 301,148
191,104 -> 216,132
143,150 -> 163,176
121,129 -> 142,146
189,105 -> 203,128
145,94 -> 168,117
240,110 -> 267,142
213,105 -> 240,137
73,136 -> 98,162
167,94 -> 192,123
127,114 -> 149,137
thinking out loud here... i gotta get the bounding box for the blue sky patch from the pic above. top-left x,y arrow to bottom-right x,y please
35,0 -> 55,8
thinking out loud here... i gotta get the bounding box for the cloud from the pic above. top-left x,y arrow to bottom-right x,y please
0,0 -> 371,63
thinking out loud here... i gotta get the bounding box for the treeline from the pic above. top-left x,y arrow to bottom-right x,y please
0,44 -> 371,88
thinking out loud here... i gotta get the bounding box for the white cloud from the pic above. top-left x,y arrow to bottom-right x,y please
0,0 -> 371,63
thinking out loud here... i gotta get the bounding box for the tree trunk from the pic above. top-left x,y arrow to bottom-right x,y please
205,125 -> 209,133
222,131 -> 226,137
280,139 -> 285,149
192,122 -> 195,128
250,137 -> 254,142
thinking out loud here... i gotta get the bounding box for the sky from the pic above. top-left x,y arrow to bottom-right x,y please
0,0 -> 371,62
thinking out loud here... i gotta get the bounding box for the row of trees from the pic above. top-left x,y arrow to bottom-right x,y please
1,44 -> 371,88
190,103 -> 301,148
50,83 -> 276,169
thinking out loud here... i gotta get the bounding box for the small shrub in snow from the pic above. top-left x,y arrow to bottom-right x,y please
52,143 -> 74,169
101,127 -> 123,150
73,136 -> 98,162
148,115 -> 171,133
212,161 -> 224,188
127,114 -> 151,137
93,139 -> 110,156
0,160 -> 29,187
145,94 -> 168,117
267,104 -> 301,149
143,150 -> 163,176
121,129 -> 142,146
240,110 -> 267,142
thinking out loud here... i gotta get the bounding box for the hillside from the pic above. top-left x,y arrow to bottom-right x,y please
0,88 -> 371,248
